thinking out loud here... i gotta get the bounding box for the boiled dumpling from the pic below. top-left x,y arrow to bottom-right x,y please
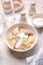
13,26 -> 20,35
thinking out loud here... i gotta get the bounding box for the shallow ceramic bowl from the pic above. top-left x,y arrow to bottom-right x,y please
32,14 -> 43,28
5,23 -> 38,54
13,0 -> 23,12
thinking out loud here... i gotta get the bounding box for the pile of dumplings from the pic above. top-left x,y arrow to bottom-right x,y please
7,26 -> 35,50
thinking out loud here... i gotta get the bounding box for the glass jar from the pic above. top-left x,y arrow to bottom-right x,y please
20,12 -> 27,23
29,3 -> 36,16
2,0 -> 12,14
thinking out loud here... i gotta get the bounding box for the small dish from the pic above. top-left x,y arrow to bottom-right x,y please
12,0 -> 23,12
32,14 -> 43,28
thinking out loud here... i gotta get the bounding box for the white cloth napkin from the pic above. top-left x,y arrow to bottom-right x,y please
26,30 -> 43,65
26,48 -> 43,65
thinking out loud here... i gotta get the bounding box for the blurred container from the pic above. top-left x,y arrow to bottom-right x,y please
2,0 -> 12,14
12,0 -> 23,12
20,12 -> 27,23
29,3 -> 36,16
